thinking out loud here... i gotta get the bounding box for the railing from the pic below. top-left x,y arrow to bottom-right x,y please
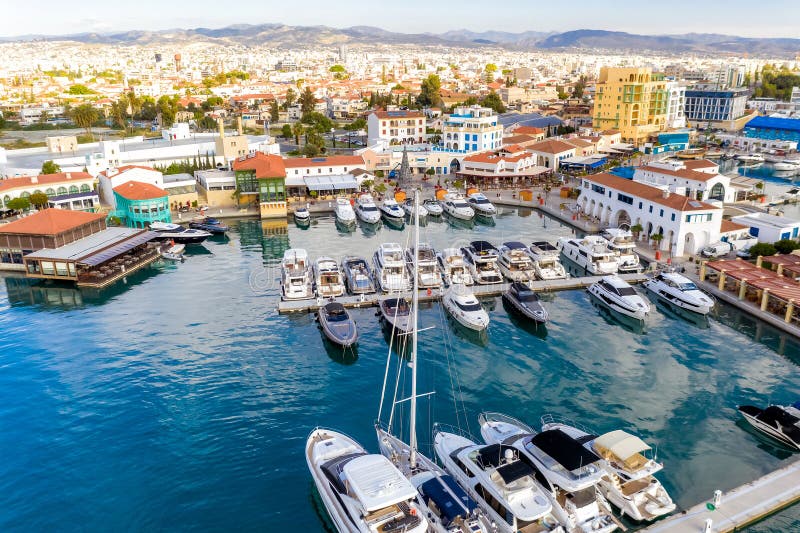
478,412 -> 536,434
540,413 -> 593,434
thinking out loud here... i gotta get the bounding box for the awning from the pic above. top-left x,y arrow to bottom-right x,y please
79,231 -> 159,266
593,430 -> 650,460
304,175 -> 359,191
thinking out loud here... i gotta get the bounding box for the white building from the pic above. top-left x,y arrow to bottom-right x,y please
162,122 -> 192,141
98,165 -> 164,208
577,172 -> 723,256
665,82 -> 687,129
441,105 -> 502,153
730,212 -> 800,243
527,139 -> 577,170
18,105 -> 66,126
367,109 -> 426,147
85,141 -> 123,177
716,134 -> 797,153
460,146 -> 544,181
0,172 -> 97,212
633,159 -> 736,203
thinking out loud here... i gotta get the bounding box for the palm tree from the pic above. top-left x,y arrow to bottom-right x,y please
292,122 -> 304,146
651,232 -> 664,250
69,104 -> 99,139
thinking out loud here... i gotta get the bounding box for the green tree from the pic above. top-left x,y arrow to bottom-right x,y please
416,74 -> 442,108
329,65 -> 346,73
157,95 -> 178,127
29,192 -> 49,209
292,122 -> 304,145
6,197 -> 31,211
572,75 -> 587,99
41,160 -> 61,174
269,100 -> 280,122
284,88 -> 296,110
774,239 -> 800,254
480,90 -> 506,113
749,242 -> 777,257
68,84 -> 95,95
299,86 -> 316,115
301,111 -> 334,133
68,104 -> 99,139
281,124 -> 293,138
344,117 -> 366,131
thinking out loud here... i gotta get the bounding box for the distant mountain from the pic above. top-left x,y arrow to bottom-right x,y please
2,24 -> 799,57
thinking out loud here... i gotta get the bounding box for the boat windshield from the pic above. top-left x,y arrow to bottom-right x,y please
616,286 -> 637,296
452,201 -> 469,209
326,309 -> 349,322
678,282 -> 697,291
456,300 -> 483,312
518,291 -> 539,302
471,197 -> 491,205
361,205 -> 378,212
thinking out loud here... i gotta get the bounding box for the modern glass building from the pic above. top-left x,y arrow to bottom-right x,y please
112,181 -> 171,228
743,116 -> 800,143
684,88 -> 748,127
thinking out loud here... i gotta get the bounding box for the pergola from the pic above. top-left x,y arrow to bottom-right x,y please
759,253 -> 800,280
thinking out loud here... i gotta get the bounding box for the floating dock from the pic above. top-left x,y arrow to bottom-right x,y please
277,273 -> 647,314
642,458 -> 800,532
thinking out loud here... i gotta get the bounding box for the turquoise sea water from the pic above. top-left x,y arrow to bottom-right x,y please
0,209 -> 799,532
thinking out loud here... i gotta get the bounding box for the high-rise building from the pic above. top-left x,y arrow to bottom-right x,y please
684,87 -> 749,130
592,67 -> 670,146
338,44 -> 348,63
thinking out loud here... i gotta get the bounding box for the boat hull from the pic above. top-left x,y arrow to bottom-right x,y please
502,293 -> 548,324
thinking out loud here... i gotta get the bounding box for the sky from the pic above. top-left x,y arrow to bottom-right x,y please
2,0 -> 799,38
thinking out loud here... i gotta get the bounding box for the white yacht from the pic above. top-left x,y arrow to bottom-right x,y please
402,198 -> 429,221
529,242 -> 568,280
557,236 -> 618,275
313,256 -> 346,298
461,241 -> 503,285
540,416 -> 675,522
601,229 -> 642,274
334,197 -> 357,226
738,402 -> 800,450
306,429 -> 428,533
380,198 -> 406,225
479,413 -> 619,533
442,284 -> 490,331
498,242 -> 537,284
405,243 -> 442,289
736,153 -> 765,163
467,193 -> 497,217
354,194 -> 382,224
773,160 -> 800,172
587,276 -> 650,321
280,248 -> 313,301
442,192 -> 475,220
643,271 -> 714,315
422,198 -> 443,216
433,429 -> 565,533
437,248 -> 474,286
373,243 -> 412,292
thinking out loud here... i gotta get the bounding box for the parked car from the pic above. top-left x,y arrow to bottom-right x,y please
701,241 -> 733,258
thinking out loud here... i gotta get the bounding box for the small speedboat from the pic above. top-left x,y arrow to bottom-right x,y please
467,192 -> 497,217
442,284 -> 489,331
773,160 -> 800,172
334,197 -> 356,227
159,243 -> 186,262
294,207 -> 311,225
354,194 -> 381,224
503,282 -> 549,324
643,271 -> 714,315
317,302 -> 358,347
588,275 -> 650,321
379,297 -> 413,334
736,153 -> 765,163
341,256 -> 376,295
188,217 -> 229,234
442,192 -> 475,220
738,402 -> 800,450
402,198 -> 429,221
422,198 -> 443,216
149,222 -> 211,244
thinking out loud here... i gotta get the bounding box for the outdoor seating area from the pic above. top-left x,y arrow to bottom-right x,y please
757,253 -> 800,281
76,246 -> 160,287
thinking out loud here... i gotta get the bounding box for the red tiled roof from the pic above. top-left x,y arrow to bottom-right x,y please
502,134 -> 538,146
464,151 -> 530,164
283,155 -> 364,168
585,173 -> 719,212
513,126 -> 545,135
638,165 -> 718,183
100,165 -> 159,177
0,172 -> 93,193
0,208 -> 105,236
528,139 -> 577,154
720,220 -> 749,233
232,152 -> 286,178
113,181 -> 168,200
683,159 -> 718,170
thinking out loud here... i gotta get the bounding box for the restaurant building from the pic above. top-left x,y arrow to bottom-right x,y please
112,181 -> 171,228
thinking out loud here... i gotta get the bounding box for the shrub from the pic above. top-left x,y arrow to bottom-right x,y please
749,243 -> 777,257
773,239 -> 800,255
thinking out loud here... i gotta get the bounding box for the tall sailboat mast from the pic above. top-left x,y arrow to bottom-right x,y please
409,189 -> 420,468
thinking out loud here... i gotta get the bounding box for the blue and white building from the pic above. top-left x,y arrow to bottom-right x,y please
441,105 -> 503,153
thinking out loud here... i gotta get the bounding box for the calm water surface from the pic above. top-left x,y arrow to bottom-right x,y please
0,208 -> 798,532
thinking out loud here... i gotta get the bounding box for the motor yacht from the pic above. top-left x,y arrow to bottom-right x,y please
188,217 -> 229,234
498,241 -> 537,284
433,429 -> 565,533
422,198 -> 443,216
442,192 -> 475,220
334,197 -> 357,227
601,228 -> 642,274
306,429 -> 428,533
442,284 -> 489,331
643,271 -> 714,315
587,276 -> 650,321
373,242 -> 412,292
149,222 -> 211,244
467,193 -> 497,217
405,243 -> 442,289
529,242 -> 568,280
341,256 -> 376,295
280,248 -> 313,301
317,302 -> 358,347
354,194 -> 382,224
380,199 -> 406,225
557,236 -> 618,275
540,416 -> 675,522
738,402 -> 800,450
313,256 -> 345,298
736,153 -> 765,164
503,282 -> 549,324
379,297 -> 412,334
479,413 -> 618,533
402,198 -> 429,221
773,160 -> 800,172
437,248 -> 474,286
461,241 -> 503,285
294,207 -> 311,226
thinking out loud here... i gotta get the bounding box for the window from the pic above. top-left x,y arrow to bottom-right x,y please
706,214 -> 712,221
638,201 -> 643,209
671,213 -> 676,221
649,205 -> 653,213
618,193 -> 633,205
80,184 -> 91,193
450,455 -> 474,478
591,184 -> 605,194
659,209 -> 664,217
475,483 -> 513,526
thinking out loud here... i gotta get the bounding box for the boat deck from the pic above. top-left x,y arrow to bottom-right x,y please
641,458 -> 800,532
277,273 -> 648,314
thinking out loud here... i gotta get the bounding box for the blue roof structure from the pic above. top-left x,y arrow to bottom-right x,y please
498,112 -> 563,129
745,116 -> 800,132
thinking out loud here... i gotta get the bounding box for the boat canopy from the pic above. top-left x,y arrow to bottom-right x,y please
324,302 -> 347,316
342,454 -> 417,512
593,430 -> 651,462
529,429 -> 600,472
418,476 -> 476,527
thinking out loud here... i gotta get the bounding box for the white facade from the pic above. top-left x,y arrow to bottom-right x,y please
367,110 -> 426,147
162,122 -> 192,141
0,173 -> 96,211
85,141 -> 123,177
441,105 -> 502,153
730,213 -> 800,243
665,82 -> 687,129
716,134 -> 798,152
527,140 -> 577,170
633,160 -> 735,203
577,173 -> 723,257
98,166 -> 164,208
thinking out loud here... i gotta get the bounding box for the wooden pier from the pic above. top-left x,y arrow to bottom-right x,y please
642,459 -> 800,532
277,273 -> 648,314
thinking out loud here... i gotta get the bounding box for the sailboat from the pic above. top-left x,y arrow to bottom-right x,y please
375,190 -> 493,533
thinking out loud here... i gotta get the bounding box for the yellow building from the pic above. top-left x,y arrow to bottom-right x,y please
593,67 -> 669,146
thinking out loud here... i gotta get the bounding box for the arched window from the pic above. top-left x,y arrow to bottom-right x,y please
34,189 -> 43,195
57,187 -> 68,195
69,185 -> 79,194
21,191 -> 30,198
2,195 -> 9,206
709,183 -> 725,201
46,188 -> 55,195
80,184 -> 91,193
